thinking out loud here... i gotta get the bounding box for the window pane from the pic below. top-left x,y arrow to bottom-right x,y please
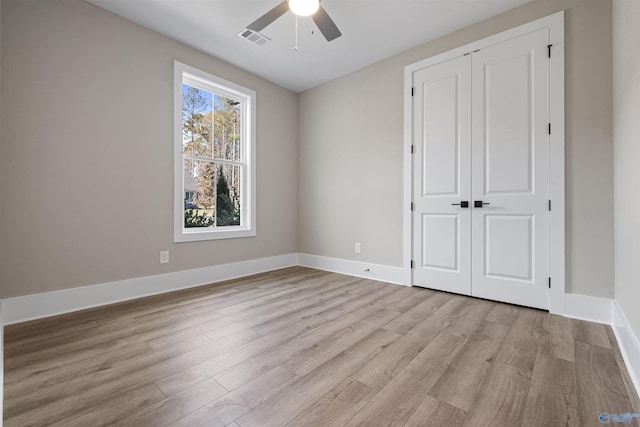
215,164 -> 241,227
184,160 -> 215,228
182,84 -> 213,157
213,95 -> 241,161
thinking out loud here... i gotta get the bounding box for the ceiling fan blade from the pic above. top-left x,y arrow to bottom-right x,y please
312,5 -> 342,41
247,1 -> 289,32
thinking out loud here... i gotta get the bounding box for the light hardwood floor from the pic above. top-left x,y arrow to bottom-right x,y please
3,267 -> 639,426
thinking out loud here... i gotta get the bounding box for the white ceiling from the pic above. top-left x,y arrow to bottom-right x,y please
87,0 -> 532,92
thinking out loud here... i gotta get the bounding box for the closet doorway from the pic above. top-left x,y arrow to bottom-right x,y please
404,12 -> 565,312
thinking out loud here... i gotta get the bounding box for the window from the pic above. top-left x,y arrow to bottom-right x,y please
174,61 -> 256,242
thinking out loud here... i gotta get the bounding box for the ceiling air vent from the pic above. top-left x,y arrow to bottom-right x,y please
238,29 -> 270,46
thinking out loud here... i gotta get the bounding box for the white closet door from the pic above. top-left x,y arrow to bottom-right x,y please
412,55 -> 472,295
470,28 -> 550,309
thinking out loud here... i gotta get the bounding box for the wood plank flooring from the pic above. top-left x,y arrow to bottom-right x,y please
3,267 -> 639,426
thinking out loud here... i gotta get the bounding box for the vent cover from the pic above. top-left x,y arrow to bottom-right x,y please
238,29 -> 270,46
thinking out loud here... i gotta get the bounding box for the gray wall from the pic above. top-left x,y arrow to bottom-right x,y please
613,0 -> 640,338
299,0 -> 615,298
0,0 -> 299,298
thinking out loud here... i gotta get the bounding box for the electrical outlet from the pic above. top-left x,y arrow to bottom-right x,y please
160,251 -> 169,264
355,243 -> 361,254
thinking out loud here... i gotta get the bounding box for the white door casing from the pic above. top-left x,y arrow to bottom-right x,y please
404,12 -> 564,312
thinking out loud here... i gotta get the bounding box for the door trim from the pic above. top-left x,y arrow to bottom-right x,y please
403,11 -> 565,314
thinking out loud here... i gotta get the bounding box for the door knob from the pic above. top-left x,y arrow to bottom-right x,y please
474,201 -> 490,208
451,201 -> 469,208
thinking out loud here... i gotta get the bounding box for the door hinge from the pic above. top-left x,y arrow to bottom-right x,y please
548,277 -> 551,288
411,145 -> 414,154
411,87 -> 414,97
411,202 -> 415,211
548,200 -> 551,211
548,123 -> 551,135
548,44 -> 553,58
410,260 -> 414,269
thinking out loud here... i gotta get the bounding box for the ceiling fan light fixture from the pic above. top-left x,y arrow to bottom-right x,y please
288,0 -> 319,17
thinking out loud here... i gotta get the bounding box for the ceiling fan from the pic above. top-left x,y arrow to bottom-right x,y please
246,0 -> 342,42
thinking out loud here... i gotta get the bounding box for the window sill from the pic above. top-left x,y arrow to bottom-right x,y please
174,227 -> 256,243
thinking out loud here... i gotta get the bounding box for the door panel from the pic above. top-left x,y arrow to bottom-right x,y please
484,53 -> 533,195
484,214 -> 533,281
421,214 -> 459,271
471,28 -> 550,309
412,55 -> 471,295
422,75 -> 460,196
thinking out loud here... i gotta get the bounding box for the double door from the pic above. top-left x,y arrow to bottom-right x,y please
412,29 -> 550,309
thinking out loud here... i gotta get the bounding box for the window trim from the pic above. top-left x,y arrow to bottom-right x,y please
173,61 -> 256,242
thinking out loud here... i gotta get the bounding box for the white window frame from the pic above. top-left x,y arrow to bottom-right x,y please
174,61 -> 256,242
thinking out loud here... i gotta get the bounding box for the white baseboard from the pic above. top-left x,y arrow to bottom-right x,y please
0,253 -> 298,325
563,294 -> 640,400
612,300 -> 640,401
297,253 -> 406,286
0,252 -> 407,325
563,293 -> 612,324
